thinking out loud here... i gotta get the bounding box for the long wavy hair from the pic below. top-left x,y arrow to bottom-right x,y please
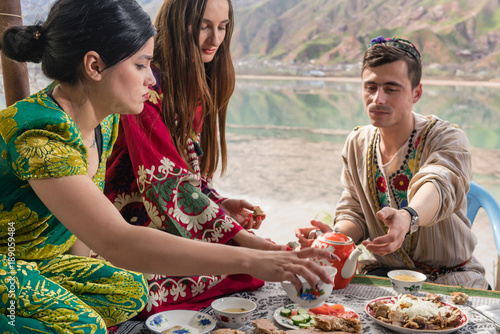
154,0 -> 235,177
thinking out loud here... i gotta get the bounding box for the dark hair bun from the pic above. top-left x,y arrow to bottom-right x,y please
1,0 -> 155,84
1,24 -> 44,63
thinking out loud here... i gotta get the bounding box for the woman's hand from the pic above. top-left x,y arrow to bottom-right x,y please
232,230 -> 288,251
249,247 -> 338,291
295,220 -> 332,248
219,199 -> 265,230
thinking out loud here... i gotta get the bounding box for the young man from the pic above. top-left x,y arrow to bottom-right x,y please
296,36 -> 488,289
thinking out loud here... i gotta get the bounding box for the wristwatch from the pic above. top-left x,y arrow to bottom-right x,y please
402,206 -> 419,235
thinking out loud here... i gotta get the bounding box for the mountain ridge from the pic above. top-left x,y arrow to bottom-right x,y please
16,0 -> 500,80
232,0 -> 500,79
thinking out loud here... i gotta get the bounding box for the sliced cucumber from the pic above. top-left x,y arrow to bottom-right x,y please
280,308 -> 292,317
298,322 -> 311,328
290,315 -> 305,325
297,308 -> 309,315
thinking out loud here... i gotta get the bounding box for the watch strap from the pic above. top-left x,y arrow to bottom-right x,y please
402,206 -> 418,218
402,206 -> 419,235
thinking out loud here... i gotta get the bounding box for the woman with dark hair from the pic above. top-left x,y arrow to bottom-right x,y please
0,0 -> 155,332
104,0 -> 293,316
0,1 -> 335,331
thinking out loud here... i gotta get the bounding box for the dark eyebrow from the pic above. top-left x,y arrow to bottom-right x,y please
384,81 -> 404,87
363,80 -> 403,88
202,18 -> 230,24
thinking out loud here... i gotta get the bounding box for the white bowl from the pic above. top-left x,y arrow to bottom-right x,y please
388,269 -> 427,295
281,266 -> 337,308
211,297 -> 256,329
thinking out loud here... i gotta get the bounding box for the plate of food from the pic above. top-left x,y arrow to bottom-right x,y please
146,310 -> 216,334
365,294 -> 468,334
273,303 -> 360,330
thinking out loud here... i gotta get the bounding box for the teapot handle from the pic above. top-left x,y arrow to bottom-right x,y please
307,229 -> 324,239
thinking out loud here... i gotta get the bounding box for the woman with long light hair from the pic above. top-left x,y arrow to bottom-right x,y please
104,0 -> 297,316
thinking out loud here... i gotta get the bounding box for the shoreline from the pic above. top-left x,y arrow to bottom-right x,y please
236,74 -> 500,87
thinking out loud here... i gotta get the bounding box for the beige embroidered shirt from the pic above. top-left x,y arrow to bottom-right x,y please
335,113 -> 487,289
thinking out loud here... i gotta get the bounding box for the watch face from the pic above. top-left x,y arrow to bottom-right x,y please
403,207 -> 419,235
410,216 -> 419,233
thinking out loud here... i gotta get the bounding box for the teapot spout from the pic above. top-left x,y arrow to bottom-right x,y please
340,247 -> 363,279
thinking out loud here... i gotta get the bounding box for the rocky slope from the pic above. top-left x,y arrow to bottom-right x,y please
232,0 -> 500,78
16,0 -> 500,79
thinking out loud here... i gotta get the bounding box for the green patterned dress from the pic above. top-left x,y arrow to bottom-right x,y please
0,86 -> 148,334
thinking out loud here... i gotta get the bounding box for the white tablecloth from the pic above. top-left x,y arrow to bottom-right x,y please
115,281 -> 499,334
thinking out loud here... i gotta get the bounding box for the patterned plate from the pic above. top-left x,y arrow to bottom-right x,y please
273,303 -> 360,330
365,296 -> 468,334
145,310 -> 216,334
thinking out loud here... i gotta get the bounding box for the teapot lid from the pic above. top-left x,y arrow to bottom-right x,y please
319,227 -> 353,244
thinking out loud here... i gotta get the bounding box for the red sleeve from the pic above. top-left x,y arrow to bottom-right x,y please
105,83 -> 243,243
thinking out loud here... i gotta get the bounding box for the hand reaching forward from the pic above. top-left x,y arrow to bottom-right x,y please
220,199 -> 265,230
362,207 -> 411,256
250,247 -> 339,291
233,230 -> 289,251
294,220 -> 332,249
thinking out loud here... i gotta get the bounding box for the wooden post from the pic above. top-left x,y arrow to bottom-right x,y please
0,0 -> 30,107
496,254 -> 500,290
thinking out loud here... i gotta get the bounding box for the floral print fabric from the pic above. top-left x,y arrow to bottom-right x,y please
373,129 -> 419,210
0,255 -> 147,334
0,86 -> 148,333
104,68 -> 263,318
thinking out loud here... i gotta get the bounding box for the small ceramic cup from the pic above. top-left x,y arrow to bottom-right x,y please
281,266 -> 337,308
388,269 -> 427,295
211,297 -> 256,329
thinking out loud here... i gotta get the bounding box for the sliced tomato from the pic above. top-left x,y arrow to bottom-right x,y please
309,303 -> 353,316
308,304 -> 330,315
328,304 -> 345,316
339,311 -> 359,319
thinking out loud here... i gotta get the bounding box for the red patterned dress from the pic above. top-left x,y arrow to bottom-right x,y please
104,69 -> 263,318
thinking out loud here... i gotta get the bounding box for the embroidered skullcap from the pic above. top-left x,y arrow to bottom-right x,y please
368,36 -> 421,60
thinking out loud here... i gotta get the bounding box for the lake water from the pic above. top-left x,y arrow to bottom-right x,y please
228,77 -> 500,149
2,75 -> 499,147
226,77 -> 500,196
2,74 -> 499,178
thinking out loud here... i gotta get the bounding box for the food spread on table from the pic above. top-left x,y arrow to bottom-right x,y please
213,329 -> 246,334
450,292 -> 469,305
367,293 -> 464,330
251,318 -> 286,334
272,303 -> 361,333
313,314 -> 362,333
215,290 -> 472,333
278,305 -> 315,328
